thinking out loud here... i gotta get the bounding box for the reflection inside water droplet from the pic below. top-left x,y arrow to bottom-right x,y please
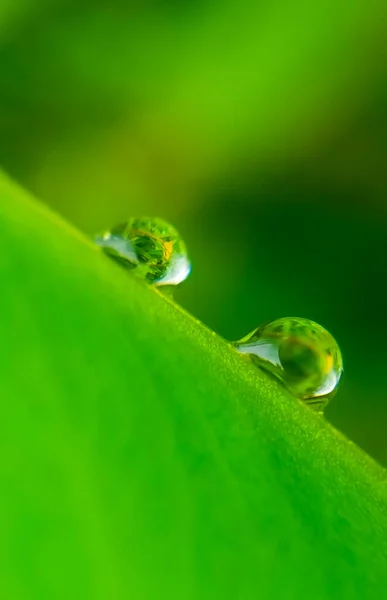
95,217 -> 191,286
234,317 -> 343,411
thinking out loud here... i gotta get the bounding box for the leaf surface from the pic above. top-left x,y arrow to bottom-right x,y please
0,172 -> 386,599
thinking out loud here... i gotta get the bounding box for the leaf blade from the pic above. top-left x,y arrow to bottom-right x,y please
0,172 -> 386,599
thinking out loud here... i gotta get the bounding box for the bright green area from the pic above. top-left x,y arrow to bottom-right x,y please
1,174 -> 387,598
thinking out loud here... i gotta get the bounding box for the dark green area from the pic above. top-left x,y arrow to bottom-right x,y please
1,172 -> 387,599
180,191 -> 387,464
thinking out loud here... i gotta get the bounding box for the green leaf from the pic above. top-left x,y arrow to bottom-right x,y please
0,171 -> 386,599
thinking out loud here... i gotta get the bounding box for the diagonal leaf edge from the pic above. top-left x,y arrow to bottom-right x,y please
0,171 -> 386,599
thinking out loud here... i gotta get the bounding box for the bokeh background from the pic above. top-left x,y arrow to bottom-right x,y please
1,1 -> 387,464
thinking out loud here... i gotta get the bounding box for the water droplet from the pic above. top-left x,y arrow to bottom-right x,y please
234,317 -> 343,411
95,217 -> 191,286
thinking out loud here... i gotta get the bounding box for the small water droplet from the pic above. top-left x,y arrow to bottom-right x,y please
95,217 -> 191,286
234,317 -> 343,411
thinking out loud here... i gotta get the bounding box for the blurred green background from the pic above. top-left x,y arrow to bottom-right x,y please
1,1 -> 387,464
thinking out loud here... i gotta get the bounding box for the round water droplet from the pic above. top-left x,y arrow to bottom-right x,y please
234,317 -> 343,411
94,217 -> 191,286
